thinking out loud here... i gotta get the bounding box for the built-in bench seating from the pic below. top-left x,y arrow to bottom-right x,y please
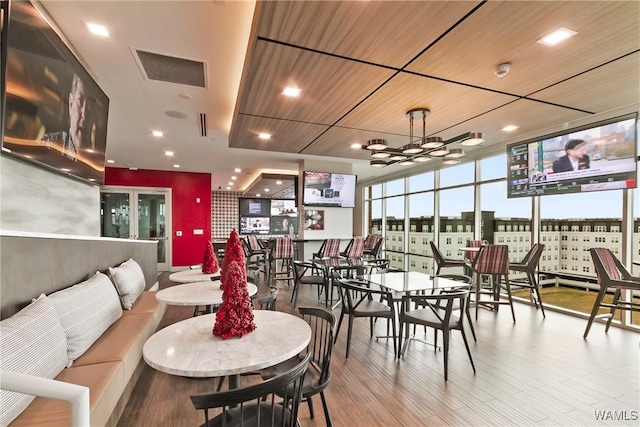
0,232 -> 163,427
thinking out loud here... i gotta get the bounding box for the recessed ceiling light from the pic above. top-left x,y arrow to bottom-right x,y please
234,168 -> 241,173
258,133 -> 271,140
226,187 -> 231,190
107,159 -> 115,164
87,23 -> 109,37
231,176 -> 237,180
276,181 -> 282,185
228,182 -> 233,186
501,125 -> 519,132
256,194 -> 261,197
165,151 -> 174,156
282,87 -> 302,97
265,188 -> 270,192
89,178 -> 96,182
350,143 -> 362,149
173,164 -> 180,168
152,130 -> 164,137
537,27 -> 577,46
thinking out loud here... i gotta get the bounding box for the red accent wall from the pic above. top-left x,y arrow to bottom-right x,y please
105,167 -> 211,267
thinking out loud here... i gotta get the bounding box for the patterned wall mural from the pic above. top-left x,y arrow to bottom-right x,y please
211,191 -> 242,238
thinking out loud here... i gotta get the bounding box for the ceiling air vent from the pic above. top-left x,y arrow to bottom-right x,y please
134,49 -> 206,88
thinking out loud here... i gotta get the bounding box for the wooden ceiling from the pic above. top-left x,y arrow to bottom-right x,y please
230,1 -> 640,171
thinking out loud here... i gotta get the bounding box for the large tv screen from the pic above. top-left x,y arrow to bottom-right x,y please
238,198 -> 298,235
302,171 -> 357,208
239,198 -> 270,217
2,1 -> 109,185
507,114 -> 637,198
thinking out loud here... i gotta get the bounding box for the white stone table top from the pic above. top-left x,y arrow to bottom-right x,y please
155,281 -> 258,307
168,269 -> 220,283
143,310 -> 311,377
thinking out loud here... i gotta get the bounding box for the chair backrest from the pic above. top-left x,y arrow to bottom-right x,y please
429,241 -> 445,266
401,290 -> 469,327
257,287 -> 278,310
337,278 -> 393,313
363,234 -> 379,250
345,237 -> 365,258
247,234 -> 263,251
298,306 -> 336,388
472,244 -> 509,274
321,238 -> 341,258
369,237 -> 384,257
272,237 -> 294,261
590,247 -> 627,282
293,260 -> 325,282
190,353 -> 311,427
464,239 -> 484,261
520,243 -> 545,270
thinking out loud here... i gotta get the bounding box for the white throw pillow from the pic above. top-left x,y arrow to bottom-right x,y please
0,294 -> 68,426
48,272 -> 122,365
108,258 -> 146,310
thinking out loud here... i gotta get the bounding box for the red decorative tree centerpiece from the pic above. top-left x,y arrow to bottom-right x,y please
220,229 -> 246,291
212,260 -> 256,339
202,241 -> 219,274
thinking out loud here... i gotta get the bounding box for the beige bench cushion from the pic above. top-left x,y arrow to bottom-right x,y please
9,361 -> 124,427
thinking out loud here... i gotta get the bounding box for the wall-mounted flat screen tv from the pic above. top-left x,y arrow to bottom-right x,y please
239,216 -> 270,235
2,1 -> 109,185
239,198 -> 270,217
507,114 -> 637,198
302,171 -> 357,208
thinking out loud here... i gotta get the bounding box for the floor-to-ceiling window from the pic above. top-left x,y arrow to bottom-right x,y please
407,171 -> 434,273
362,149 -> 639,331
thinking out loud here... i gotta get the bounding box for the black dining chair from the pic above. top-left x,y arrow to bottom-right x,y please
335,278 -> 397,358
433,274 -> 476,342
191,353 -> 311,427
509,243 -> 546,317
291,260 -> 327,308
260,307 -> 337,427
398,290 -> 476,381
584,248 -> 640,338
430,241 -> 466,275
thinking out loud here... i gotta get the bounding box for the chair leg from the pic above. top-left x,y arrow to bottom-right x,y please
442,328 -> 450,382
529,272 -> 546,318
346,316 -> 354,358
605,289 -> 622,333
334,309 -> 346,345
460,327 -> 476,374
391,315 -> 397,358
306,395 -> 315,419
465,304 -> 477,342
320,391 -> 334,427
583,287 -> 608,338
504,275 -> 516,323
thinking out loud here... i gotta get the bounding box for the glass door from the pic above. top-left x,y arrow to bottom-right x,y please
101,187 -> 171,271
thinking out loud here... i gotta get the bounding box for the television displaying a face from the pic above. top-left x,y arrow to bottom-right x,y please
2,1 -> 109,184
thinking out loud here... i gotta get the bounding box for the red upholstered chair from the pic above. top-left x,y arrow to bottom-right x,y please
363,234 -> 379,251
313,238 -> 342,259
363,236 -> 384,260
464,239 -> 484,262
584,248 -> 640,338
470,244 -> 516,323
268,237 -> 294,286
340,237 -> 365,259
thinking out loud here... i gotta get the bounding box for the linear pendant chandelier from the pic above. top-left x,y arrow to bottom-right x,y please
366,108 -> 484,167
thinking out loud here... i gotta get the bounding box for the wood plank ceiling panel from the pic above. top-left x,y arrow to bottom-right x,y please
322,73 -> 517,150
234,40 -> 395,123
230,115 -> 328,153
255,1 -> 481,67
533,54 -> 640,113
406,1 -> 640,96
